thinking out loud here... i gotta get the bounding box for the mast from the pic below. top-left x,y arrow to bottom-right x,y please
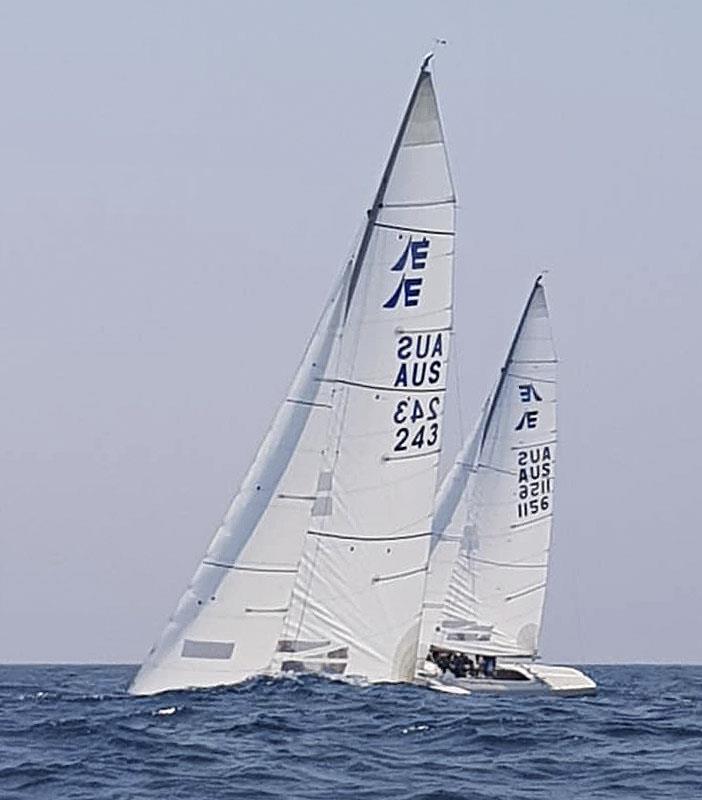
481,274 -> 544,447
344,54 -> 437,318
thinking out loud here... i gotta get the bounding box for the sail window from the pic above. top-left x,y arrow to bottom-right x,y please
181,640 -> 235,660
276,639 -> 330,653
316,471 -> 333,492
311,497 -> 332,516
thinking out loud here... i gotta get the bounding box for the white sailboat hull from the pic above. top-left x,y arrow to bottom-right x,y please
418,661 -> 597,697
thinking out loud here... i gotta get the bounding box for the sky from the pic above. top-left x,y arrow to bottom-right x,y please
1,0 -> 701,665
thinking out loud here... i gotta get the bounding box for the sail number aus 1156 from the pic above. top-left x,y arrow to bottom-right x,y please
515,445 -> 554,519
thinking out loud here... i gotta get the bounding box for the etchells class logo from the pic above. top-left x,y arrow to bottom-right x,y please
383,235 -> 431,309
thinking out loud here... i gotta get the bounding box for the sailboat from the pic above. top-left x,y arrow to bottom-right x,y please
416,277 -> 597,696
129,54 -> 455,695
129,57 -> 595,698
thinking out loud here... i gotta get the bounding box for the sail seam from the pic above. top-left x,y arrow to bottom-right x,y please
382,199 -> 454,208
318,377 -> 447,395
383,448 -> 441,462
286,398 -> 333,409
477,462 -> 517,476
470,557 -> 548,569
510,514 -> 553,530
511,359 -> 558,364
506,372 -> 556,384
372,565 -> 428,584
374,222 -> 454,237
505,582 -> 547,602
307,529 -> 431,542
203,560 -> 297,574
510,439 -> 556,450
396,324 -> 453,334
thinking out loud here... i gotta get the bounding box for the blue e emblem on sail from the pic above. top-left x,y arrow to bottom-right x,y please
383,236 -> 431,309
515,383 -> 543,431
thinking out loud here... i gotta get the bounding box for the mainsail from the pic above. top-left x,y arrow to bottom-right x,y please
271,59 -> 456,682
130,57 -> 455,694
418,277 -> 556,662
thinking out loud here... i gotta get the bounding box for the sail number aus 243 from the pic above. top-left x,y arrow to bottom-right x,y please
393,396 -> 441,452
391,332 -> 445,453
382,235 -> 446,455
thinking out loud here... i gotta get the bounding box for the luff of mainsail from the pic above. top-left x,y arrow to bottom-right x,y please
271,58 -> 456,682
129,265 -> 349,695
420,276 -> 556,661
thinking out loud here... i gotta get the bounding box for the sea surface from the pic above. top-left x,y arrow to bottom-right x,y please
1,665 -> 700,799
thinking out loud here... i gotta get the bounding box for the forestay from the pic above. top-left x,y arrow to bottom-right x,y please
129,267 -> 349,695
272,60 -> 456,682
420,278 -> 556,660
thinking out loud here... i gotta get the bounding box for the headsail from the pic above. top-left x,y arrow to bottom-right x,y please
272,60 -> 456,682
420,277 -> 556,660
129,267 -> 349,695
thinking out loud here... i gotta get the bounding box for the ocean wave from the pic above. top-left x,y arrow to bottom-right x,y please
0,665 -> 701,799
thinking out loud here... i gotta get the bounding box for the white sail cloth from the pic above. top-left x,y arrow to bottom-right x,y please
416,396 -> 489,666
420,279 -> 556,660
130,64 -> 454,694
129,271 -> 348,695
272,68 -> 455,682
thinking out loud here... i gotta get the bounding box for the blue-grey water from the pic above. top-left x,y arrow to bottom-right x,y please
1,665 -> 701,799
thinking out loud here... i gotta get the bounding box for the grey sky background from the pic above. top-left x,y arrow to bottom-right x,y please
1,1 -> 700,664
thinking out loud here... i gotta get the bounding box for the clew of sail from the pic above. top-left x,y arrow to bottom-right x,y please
421,277 -> 556,661
129,265 -> 350,695
272,61 -> 456,683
